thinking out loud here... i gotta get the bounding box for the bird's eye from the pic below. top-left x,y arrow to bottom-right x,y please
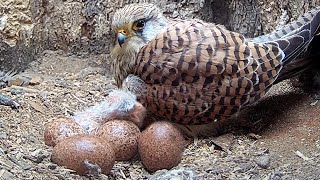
136,20 -> 145,28
133,19 -> 145,31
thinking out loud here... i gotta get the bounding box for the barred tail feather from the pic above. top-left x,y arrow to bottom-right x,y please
251,7 -> 320,43
255,7 -> 320,83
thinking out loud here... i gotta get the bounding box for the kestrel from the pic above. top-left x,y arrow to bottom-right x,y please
110,4 -> 320,127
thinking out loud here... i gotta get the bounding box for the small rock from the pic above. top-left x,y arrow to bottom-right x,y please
247,133 -> 262,140
0,82 -> 6,88
47,163 -> 57,170
150,168 -> 197,180
29,76 -> 43,85
0,156 -> 15,169
8,78 -> 25,86
98,174 -> 109,180
269,171 -> 284,180
25,149 -> 50,163
0,94 -> 20,109
7,75 -> 31,87
0,147 -> 4,155
172,11 -> 179,18
255,155 -> 270,169
19,161 -> 32,170
210,133 -> 235,151
0,16 -> 6,31
0,132 -> 7,139
0,169 -> 15,180
254,148 -> 269,156
54,80 -> 71,88
29,101 -> 45,114
11,89 -> 25,95
235,163 -> 255,173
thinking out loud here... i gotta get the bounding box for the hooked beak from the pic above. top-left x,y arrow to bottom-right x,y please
117,33 -> 127,47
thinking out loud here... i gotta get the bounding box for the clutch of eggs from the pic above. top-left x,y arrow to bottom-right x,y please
44,90 -> 187,175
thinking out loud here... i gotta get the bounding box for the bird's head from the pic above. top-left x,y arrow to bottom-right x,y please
111,3 -> 168,50
110,3 -> 168,86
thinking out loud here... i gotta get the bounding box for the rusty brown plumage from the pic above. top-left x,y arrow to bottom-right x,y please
111,4 -> 320,126
132,19 -> 285,124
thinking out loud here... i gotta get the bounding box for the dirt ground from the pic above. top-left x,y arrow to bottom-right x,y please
0,50 -> 319,180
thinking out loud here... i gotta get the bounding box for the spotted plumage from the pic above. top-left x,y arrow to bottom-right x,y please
111,4 -> 320,126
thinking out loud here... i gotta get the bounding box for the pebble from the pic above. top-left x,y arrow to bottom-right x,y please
54,80 -> 70,88
11,89 -> 25,95
0,132 -> 8,139
47,163 -> 57,170
25,149 -> 50,163
255,154 -> 270,169
20,161 -> 32,170
0,147 -> 4,155
270,171 -> 284,180
210,133 -> 235,152
0,82 -> 6,88
8,78 -> 25,87
29,76 -> 43,85
150,168 -> 197,180
0,169 -> 14,180
235,163 -> 255,173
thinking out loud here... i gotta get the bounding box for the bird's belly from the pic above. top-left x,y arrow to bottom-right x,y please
143,85 -> 238,125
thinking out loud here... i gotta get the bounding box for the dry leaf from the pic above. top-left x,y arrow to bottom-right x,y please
29,101 -> 45,114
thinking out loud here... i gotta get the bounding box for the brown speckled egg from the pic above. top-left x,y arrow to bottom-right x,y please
96,120 -> 140,161
44,118 -> 85,147
51,135 -> 115,175
138,121 -> 186,172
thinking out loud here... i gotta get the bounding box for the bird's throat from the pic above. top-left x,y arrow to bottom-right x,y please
111,45 -> 141,87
